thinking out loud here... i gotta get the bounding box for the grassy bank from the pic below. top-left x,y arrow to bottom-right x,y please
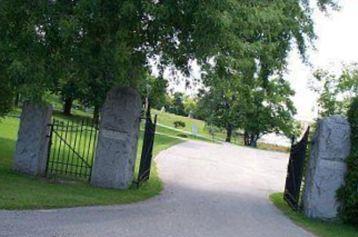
269,193 -> 357,237
0,116 -> 180,210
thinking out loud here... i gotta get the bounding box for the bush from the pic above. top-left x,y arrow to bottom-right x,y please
337,97 -> 358,225
173,120 -> 186,129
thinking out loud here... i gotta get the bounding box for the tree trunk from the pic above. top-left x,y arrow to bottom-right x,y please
249,134 -> 258,147
225,124 -> 233,143
14,93 -> 20,107
93,105 -> 100,124
244,131 -> 249,146
244,131 -> 259,147
63,96 -> 73,116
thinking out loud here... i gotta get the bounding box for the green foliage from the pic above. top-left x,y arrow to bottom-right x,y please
173,121 -> 186,129
310,65 -> 358,117
337,97 -> 358,225
166,92 -> 187,116
205,124 -> 222,140
192,0 -> 334,145
196,77 -> 241,142
0,0 -> 338,105
0,77 -> 13,117
239,77 -> 296,146
139,75 -> 168,110
197,73 -> 296,146
183,97 -> 197,118
0,2 -> 51,102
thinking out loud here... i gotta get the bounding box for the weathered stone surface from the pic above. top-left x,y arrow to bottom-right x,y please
13,102 -> 52,176
303,115 -> 351,219
91,87 -> 142,189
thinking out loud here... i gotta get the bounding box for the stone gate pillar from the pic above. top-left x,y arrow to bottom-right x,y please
13,102 -> 53,176
303,115 -> 351,219
91,87 -> 142,189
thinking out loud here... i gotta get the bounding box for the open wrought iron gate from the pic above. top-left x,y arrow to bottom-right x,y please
136,108 -> 157,187
284,127 -> 310,210
46,119 -> 98,181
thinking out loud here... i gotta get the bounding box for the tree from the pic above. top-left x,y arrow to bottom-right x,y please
196,78 -> 242,143
167,92 -> 187,116
197,73 -> 297,145
184,97 -> 197,118
239,77 -> 297,147
0,0 -> 338,106
337,97 -> 358,225
60,80 -> 81,116
139,75 -> 168,110
310,65 -> 358,117
0,2 -> 54,103
193,0 -> 338,145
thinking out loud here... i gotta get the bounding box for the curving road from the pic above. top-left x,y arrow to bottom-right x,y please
0,141 -> 314,237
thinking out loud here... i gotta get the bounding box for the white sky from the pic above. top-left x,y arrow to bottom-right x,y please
288,0 -> 358,121
160,0 -> 358,122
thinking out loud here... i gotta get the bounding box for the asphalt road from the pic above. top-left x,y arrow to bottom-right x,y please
0,141 -> 314,237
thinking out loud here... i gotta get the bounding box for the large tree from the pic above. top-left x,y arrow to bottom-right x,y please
197,72 -> 297,145
195,0 -> 338,145
239,77 -> 297,147
0,0 -> 338,112
196,77 -> 242,142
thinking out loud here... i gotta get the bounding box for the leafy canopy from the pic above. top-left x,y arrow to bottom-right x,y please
0,0 -> 339,105
310,65 -> 358,117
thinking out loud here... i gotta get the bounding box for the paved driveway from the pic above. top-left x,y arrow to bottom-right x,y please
0,141 -> 313,237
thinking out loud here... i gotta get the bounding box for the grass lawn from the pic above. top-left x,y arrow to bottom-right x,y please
153,109 -> 290,152
0,116 -> 181,210
269,193 -> 357,237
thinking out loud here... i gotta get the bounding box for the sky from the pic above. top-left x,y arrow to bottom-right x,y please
287,0 -> 358,121
159,0 -> 358,122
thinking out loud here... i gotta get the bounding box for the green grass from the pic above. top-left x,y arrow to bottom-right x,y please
153,109 -> 290,152
153,109 -> 227,140
269,193 -> 357,237
155,124 -> 216,143
0,116 -> 181,210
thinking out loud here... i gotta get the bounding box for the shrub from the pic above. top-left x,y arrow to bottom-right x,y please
337,96 -> 358,225
173,120 -> 186,129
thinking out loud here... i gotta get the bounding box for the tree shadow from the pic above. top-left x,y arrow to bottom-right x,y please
0,137 -> 16,170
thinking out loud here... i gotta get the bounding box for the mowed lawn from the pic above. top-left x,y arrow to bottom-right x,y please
270,193 -> 357,237
0,116 -> 181,210
153,109 -> 227,141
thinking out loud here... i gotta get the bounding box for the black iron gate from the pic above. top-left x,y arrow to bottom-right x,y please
136,108 -> 157,186
46,118 -> 98,180
284,127 -> 310,210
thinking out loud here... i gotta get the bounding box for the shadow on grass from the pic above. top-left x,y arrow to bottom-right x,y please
52,110 -> 93,122
270,193 -> 357,237
0,137 -> 16,170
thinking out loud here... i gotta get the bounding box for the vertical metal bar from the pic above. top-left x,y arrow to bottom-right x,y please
64,119 -> 74,175
148,115 -> 157,176
79,119 -> 89,177
45,121 -> 54,176
76,119 -> 85,177
70,120 -> 80,176
61,120 -> 70,175
89,123 -> 98,180
85,119 -> 94,178
49,120 -> 58,175
55,120 -> 64,175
